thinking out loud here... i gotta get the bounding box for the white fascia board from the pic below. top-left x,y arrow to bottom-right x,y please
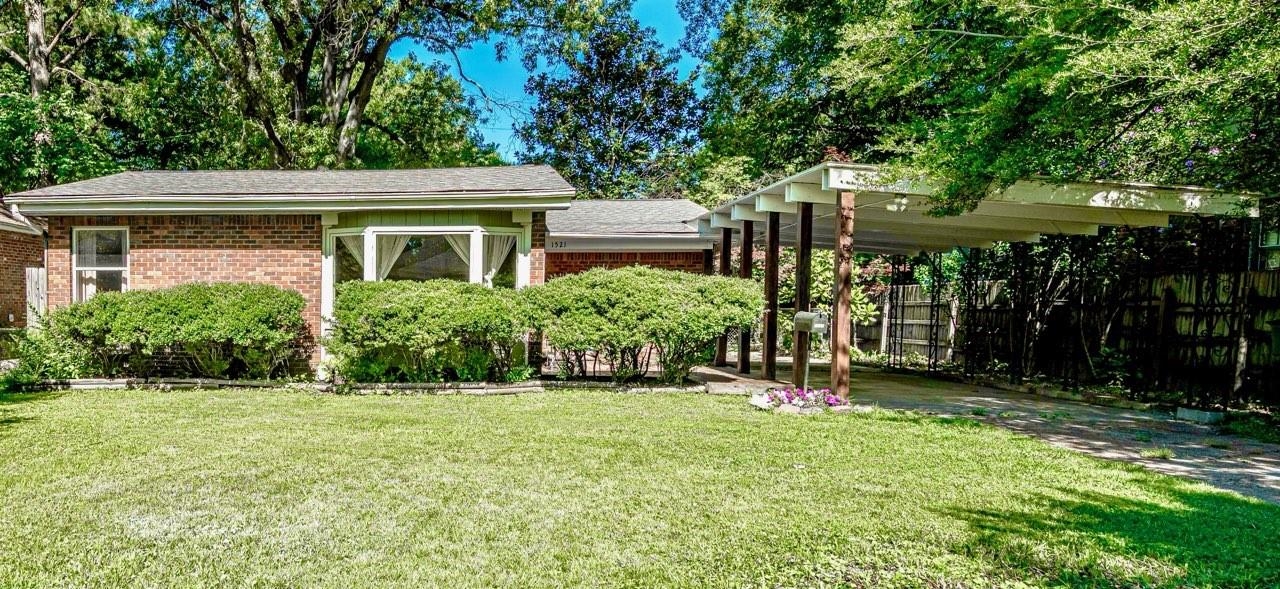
709,213 -> 742,230
12,195 -> 574,215
6,189 -> 575,204
755,193 -> 797,214
822,165 -> 935,196
784,183 -> 835,205
730,203 -> 769,222
0,220 -> 43,235
991,180 -> 1259,217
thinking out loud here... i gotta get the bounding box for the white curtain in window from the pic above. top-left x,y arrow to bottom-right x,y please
483,234 -> 516,285
376,235 -> 411,280
444,234 -> 471,269
338,235 -> 365,269
79,270 -> 98,300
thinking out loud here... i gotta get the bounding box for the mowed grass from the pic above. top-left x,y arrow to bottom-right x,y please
1,390 -> 1277,588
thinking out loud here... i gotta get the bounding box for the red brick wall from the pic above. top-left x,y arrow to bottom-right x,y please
0,230 -> 44,327
530,212 -> 547,285
46,215 -> 323,352
546,251 -> 709,279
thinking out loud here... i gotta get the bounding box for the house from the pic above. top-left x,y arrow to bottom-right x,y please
4,165 -> 714,360
544,198 -> 715,278
0,207 -> 45,327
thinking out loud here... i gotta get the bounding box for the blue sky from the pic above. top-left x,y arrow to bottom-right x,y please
388,0 -> 695,160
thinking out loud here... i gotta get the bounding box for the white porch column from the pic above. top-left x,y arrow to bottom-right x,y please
469,229 -> 484,284
318,214 -> 339,378
320,230 -> 335,334
362,227 -> 377,281
515,224 -> 531,289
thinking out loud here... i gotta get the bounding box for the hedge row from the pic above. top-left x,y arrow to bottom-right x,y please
327,280 -> 529,383
2,268 -> 762,387
328,267 -> 764,384
4,283 -> 308,386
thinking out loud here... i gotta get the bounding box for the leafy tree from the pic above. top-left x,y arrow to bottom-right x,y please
357,59 -> 501,169
681,0 -> 891,178
0,0 -> 115,98
688,0 -> 1280,211
166,0 -> 603,168
1,0 -> 510,192
516,14 -> 701,199
0,69 -> 118,192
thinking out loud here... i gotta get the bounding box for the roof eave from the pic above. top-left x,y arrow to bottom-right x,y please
10,191 -> 575,215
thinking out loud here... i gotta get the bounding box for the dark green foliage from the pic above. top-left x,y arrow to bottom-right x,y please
0,328 -> 94,391
516,14 -> 701,199
327,280 -> 530,383
1221,413 -> 1280,445
524,266 -> 764,383
28,283 -> 307,381
685,0 -> 1280,212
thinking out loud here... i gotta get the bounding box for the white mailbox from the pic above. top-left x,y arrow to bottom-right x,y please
793,311 -> 829,335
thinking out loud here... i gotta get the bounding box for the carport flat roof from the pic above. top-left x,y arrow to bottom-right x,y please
695,162 -> 1260,254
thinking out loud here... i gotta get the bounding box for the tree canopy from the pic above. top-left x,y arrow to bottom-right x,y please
516,14 -> 701,199
3,0 -> 1277,209
685,0 -> 1279,211
0,0 -> 601,194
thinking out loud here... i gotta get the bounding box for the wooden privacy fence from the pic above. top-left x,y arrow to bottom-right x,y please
877,271 -> 1280,408
877,284 -> 956,364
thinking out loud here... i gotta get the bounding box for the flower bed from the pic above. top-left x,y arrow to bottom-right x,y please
750,386 -> 850,414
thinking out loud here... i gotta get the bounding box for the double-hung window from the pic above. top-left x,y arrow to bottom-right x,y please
73,228 -> 128,301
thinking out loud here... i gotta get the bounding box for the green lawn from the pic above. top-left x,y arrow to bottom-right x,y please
1,390 -> 1277,588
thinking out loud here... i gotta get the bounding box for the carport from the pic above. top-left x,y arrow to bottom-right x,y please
695,162 -> 1259,399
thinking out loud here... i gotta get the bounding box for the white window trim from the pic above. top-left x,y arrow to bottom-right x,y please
71,226 -> 130,302
321,225 -> 531,329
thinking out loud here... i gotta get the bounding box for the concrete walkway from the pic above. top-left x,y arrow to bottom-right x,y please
691,359 -> 1280,504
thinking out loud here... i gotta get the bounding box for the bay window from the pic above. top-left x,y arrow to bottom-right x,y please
332,227 -> 525,287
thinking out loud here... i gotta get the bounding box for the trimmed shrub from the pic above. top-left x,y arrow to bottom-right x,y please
34,283 -> 308,380
0,327 -> 94,390
524,266 -> 763,383
328,280 -> 529,383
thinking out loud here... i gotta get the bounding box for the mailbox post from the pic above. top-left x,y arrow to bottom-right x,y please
793,310 -> 829,392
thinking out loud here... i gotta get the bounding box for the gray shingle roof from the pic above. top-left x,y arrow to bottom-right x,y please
547,199 -> 708,235
8,165 -> 573,199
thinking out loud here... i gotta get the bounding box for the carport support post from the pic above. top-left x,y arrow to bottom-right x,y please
737,220 -> 754,374
714,227 -> 733,366
792,202 -> 813,388
762,212 -> 780,380
832,190 -> 856,399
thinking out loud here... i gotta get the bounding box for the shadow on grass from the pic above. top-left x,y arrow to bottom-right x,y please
0,391 -> 63,432
939,478 -> 1280,588
0,391 -> 65,406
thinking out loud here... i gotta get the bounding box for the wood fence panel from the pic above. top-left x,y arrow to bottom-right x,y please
880,271 -> 1280,407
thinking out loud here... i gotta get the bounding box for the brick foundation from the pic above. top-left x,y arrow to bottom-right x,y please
0,230 -> 43,327
545,251 -> 709,279
46,215 -> 323,360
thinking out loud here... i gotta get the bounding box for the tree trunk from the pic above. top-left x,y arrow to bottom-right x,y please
335,35 -> 392,164
24,0 -> 50,98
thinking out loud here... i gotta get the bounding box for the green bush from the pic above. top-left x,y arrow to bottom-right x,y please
0,327 -> 93,390
525,266 -> 764,384
30,283 -> 308,381
327,280 -> 529,383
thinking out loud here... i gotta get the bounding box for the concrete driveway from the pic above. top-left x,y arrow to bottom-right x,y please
695,361 -> 1280,503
